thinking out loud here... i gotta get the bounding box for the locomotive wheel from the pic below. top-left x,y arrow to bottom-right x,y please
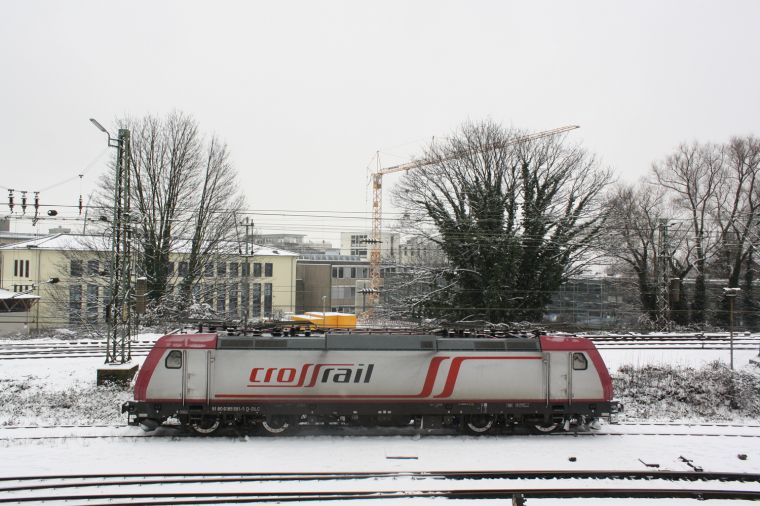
530,422 -> 560,434
189,417 -> 221,436
261,415 -> 293,435
463,414 -> 496,435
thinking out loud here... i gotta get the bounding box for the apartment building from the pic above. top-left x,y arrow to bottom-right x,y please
296,254 -> 372,314
0,234 -> 297,329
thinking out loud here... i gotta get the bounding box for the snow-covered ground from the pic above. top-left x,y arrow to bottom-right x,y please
2,333 -> 760,504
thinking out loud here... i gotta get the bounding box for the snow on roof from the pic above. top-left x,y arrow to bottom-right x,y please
0,234 -> 106,252
0,288 -> 40,300
246,245 -> 298,257
0,233 -> 298,257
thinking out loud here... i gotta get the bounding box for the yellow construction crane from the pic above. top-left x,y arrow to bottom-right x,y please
367,124 -> 580,307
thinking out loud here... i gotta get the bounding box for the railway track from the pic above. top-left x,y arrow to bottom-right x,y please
1,470 -> 759,504
1,334 -> 759,359
0,340 -> 154,360
3,422 -> 760,440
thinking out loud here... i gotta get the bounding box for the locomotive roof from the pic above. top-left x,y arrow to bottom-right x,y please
216,333 -> 542,352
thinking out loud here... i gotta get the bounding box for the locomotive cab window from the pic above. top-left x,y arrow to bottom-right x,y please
165,350 -> 182,369
572,352 -> 588,370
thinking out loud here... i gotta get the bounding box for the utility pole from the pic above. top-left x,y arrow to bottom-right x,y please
243,217 -> 253,256
91,120 -> 138,384
656,219 -> 670,327
106,128 -> 135,365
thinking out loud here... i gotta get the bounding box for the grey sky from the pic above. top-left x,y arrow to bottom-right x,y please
1,0 -> 758,243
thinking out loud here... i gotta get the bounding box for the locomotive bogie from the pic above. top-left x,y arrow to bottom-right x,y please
122,332 -> 618,435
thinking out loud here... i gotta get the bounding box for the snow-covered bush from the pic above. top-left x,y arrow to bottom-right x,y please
613,362 -> 760,421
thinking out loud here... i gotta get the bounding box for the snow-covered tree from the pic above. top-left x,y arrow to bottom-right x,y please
392,121 -> 612,322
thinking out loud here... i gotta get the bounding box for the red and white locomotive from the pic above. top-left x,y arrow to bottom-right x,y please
123,331 -> 618,435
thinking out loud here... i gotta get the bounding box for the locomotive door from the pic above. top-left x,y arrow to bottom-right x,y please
547,352 -> 571,402
183,350 -> 212,403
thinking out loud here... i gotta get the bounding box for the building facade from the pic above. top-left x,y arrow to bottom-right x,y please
0,234 -> 297,330
296,254 -> 371,314
340,231 -> 400,262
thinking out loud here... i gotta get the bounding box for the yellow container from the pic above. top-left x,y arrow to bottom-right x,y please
302,312 -> 356,329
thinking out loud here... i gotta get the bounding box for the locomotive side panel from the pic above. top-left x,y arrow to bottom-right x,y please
544,351 -> 605,402
210,349 -> 545,402
567,351 -> 605,401
143,348 -> 184,401
540,335 -> 611,402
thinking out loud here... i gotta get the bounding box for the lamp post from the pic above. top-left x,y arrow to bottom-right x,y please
723,287 -> 741,370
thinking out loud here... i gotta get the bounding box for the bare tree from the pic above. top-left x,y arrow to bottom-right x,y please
95,111 -> 246,313
711,136 -> 760,327
653,142 -> 723,323
603,181 -> 694,326
392,120 -> 612,322
126,112 -> 200,302
180,136 -> 246,298
604,182 -> 664,322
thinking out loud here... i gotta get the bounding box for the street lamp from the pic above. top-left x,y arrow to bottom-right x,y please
359,287 -> 378,313
723,287 -> 741,370
89,118 -> 121,148
320,295 -> 327,330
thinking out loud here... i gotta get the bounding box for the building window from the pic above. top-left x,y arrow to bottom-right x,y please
216,285 -> 226,313
13,259 -> 30,277
253,263 -> 262,277
241,282 -> 249,317
229,283 -> 238,316
178,261 -> 188,276
167,262 -> 175,275
252,283 -> 261,318
264,283 -> 273,317
204,263 -> 214,277
330,286 -> 356,299
264,263 -> 273,277
217,262 -> 227,277
70,260 -> 83,277
69,285 -> 82,324
241,263 -> 250,277
103,287 -> 111,322
87,260 -> 100,276
86,284 -> 99,323
229,262 -> 239,277
350,267 -> 356,278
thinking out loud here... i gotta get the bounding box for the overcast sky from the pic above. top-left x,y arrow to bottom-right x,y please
1,0 -> 758,243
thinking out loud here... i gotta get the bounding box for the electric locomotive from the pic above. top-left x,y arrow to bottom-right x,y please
122,330 -> 618,435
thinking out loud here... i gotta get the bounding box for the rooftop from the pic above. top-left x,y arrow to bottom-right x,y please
0,234 -> 298,257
